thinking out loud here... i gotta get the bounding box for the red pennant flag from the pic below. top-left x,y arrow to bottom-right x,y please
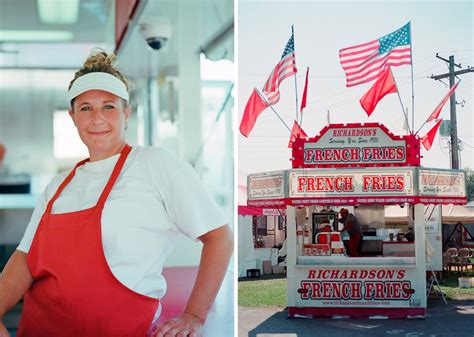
300,67 -> 309,113
288,120 -> 308,148
359,66 -> 397,116
421,119 -> 442,151
239,88 -> 269,137
425,81 -> 459,122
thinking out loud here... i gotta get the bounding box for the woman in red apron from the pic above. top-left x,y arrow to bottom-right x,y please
0,50 -> 233,337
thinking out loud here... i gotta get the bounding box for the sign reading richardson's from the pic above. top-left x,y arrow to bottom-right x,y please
247,171 -> 285,200
292,123 -> 420,169
418,169 -> 466,203
296,267 -> 420,308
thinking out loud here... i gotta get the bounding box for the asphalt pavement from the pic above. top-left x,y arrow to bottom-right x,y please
239,299 -> 474,337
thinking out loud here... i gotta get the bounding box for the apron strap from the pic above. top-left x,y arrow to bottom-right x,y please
45,158 -> 89,214
96,143 -> 132,209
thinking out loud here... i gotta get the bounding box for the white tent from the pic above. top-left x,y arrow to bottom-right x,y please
238,214 -> 256,277
385,204 -> 474,225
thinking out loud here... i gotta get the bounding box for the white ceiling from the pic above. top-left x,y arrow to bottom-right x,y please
118,0 -> 234,79
0,0 -> 233,73
0,0 -> 112,42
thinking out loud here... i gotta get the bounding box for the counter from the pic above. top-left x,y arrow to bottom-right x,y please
382,240 -> 415,257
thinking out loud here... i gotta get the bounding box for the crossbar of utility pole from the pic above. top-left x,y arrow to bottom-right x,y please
430,55 -> 472,169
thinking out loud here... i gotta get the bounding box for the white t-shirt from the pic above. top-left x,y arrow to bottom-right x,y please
18,145 -> 227,312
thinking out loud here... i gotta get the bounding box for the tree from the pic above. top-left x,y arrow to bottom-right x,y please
465,168 -> 474,202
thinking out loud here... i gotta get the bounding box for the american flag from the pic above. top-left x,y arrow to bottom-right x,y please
339,23 -> 412,87
262,33 -> 298,105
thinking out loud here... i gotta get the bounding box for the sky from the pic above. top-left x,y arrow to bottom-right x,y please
238,0 -> 473,181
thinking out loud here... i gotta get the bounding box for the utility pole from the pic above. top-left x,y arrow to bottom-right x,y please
431,54 -> 473,169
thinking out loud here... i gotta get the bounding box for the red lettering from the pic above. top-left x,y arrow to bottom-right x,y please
345,177 -> 354,191
362,176 -> 371,191
311,282 -> 322,299
307,270 -> 316,279
330,270 -> 339,279
331,282 -> 341,298
305,149 -> 315,163
300,282 -> 312,299
341,283 -> 350,299
373,176 -> 381,191
386,269 -> 395,279
396,176 -> 404,190
351,282 -> 362,299
322,282 -> 332,298
340,270 -> 348,279
392,282 -> 402,298
350,270 -> 358,279
397,270 -> 406,279
372,148 -> 381,160
368,270 -> 377,279
396,147 -> 405,160
364,282 -> 375,299
387,176 -> 396,190
298,177 -> 306,191
341,148 -> 350,161
314,149 -> 323,162
400,281 -> 411,299
376,269 -> 386,279
351,148 -> 359,161
334,177 -> 343,192
325,177 -> 334,191
307,177 -> 315,191
374,282 -> 385,299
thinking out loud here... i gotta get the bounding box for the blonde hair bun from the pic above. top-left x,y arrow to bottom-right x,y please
69,48 -> 133,94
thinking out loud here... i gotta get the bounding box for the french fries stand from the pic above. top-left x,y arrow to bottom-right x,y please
247,123 -> 467,319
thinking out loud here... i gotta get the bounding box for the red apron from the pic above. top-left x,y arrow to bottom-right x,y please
17,144 -> 159,337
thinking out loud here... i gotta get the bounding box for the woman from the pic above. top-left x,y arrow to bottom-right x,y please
0,50 -> 233,337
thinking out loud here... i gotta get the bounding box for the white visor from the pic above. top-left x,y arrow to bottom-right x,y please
67,72 -> 129,105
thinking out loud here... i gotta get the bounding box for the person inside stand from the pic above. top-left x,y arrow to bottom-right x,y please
338,208 -> 362,257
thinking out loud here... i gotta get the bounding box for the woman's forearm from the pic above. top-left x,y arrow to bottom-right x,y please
183,225 -> 233,323
0,250 -> 33,318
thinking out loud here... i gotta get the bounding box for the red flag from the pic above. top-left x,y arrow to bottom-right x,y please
425,81 -> 459,122
359,66 -> 397,116
288,120 -> 308,148
300,67 -> 309,113
421,119 -> 442,151
240,89 -> 269,137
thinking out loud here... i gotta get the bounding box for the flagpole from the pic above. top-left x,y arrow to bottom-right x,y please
292,25 -> 300,124
256,88 -> 296,137
300,67 -> 308,127
409,21 -> 415,134
392,68 -> 412,134
415,79 -> 461,136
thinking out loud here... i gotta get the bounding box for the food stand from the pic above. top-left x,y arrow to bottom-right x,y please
247,123 -> 467,319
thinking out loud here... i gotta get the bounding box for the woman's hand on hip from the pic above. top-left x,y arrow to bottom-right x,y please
150,312 -> 204,337
0,322 -> 10,337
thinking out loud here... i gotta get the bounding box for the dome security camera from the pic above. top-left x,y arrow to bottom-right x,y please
139,19 -> 172,51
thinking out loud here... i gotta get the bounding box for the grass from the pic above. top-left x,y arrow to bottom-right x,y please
238,275 -> 287,308
238,271 -> 474,307
437,270 -> 474,300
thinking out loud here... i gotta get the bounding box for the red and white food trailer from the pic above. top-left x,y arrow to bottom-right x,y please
247,123 -> 467,319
